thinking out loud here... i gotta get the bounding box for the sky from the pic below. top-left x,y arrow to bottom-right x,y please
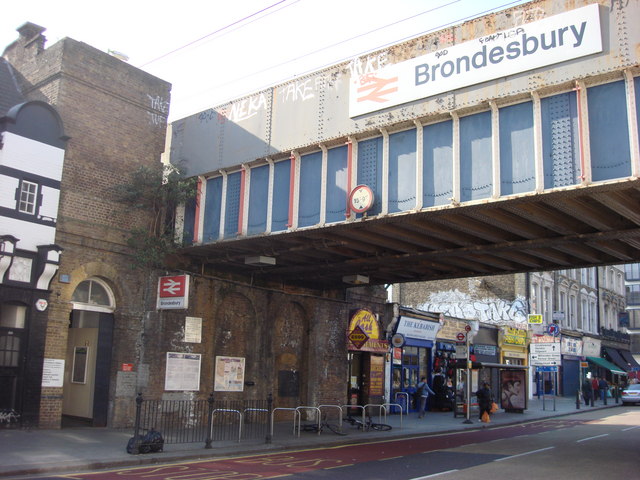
1,0 -> 530,122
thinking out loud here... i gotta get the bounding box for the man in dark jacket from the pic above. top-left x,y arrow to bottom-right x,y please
476,382 -> 492,421
598,377 -> 609,401
582,378 -> 592,405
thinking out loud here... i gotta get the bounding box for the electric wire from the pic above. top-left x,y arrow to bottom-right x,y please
153,0 -> 529,116
140,0 -> 297,67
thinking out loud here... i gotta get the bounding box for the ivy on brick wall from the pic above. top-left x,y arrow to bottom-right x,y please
111,164 -> 197,269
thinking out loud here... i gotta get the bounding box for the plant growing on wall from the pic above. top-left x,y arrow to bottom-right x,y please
111,163 -> 197,269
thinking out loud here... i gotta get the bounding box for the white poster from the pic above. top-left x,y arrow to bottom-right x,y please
184,317 -> 202,343
164,352 -> 201,391
42,358 -> 65,387
214,356 -> 245,392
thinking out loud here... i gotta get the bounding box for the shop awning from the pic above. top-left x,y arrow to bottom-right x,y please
586,356 -> 627,375
605,347 -> 630,372
620,350 -> 640,369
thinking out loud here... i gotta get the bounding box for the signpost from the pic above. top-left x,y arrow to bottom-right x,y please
530,343 -> 560,411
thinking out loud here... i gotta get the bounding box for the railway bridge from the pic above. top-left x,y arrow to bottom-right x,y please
169,0 -> 640,291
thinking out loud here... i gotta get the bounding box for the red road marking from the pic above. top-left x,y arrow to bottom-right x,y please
65,419 -> 588,479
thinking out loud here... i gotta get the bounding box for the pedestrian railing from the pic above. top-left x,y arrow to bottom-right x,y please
130,393 -> 271,452
130,394 -> 398,453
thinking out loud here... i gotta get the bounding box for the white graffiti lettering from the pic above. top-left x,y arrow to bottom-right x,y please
419,291 -> 529,324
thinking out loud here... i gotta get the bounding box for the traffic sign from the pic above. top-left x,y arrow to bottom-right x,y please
547,324 -> 560,336
535,365 -> 558,372
465,324 -> 471,332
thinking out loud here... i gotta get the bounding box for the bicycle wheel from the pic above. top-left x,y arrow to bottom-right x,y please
370,422 -> 392,431
324,422 -> 347,436
301,423 -> 319,433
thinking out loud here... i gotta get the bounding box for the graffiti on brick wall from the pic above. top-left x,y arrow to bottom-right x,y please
417,290 -> 529,324
147,94 -> 169,126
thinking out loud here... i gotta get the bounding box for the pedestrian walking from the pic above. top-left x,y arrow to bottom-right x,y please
598,377 -> 609,401
582,378 -> 592,405
416,376 -> 435,418
476,382 -> 493,422
591,376 -> 599,402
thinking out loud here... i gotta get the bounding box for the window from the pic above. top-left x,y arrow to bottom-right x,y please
18,180 -> 38,214
569,294 -> 576,329
71,279 -> 114,310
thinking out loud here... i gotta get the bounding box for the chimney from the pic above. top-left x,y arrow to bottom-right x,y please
3,22 -> 47,59
17,22 -> 47,54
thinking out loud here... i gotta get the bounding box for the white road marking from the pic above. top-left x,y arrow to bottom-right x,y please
493,446 -> 555,461
410,470 -> 459,479
577,434 -> 609,443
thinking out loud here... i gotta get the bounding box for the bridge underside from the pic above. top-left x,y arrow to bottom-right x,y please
178,180 -> 640,290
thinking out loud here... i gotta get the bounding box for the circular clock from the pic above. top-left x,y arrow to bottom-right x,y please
349,185 -> 374,213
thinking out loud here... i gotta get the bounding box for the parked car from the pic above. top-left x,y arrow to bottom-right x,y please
621,384 -> 640,405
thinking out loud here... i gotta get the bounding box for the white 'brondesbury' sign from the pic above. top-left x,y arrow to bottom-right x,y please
349,4 -> 602,117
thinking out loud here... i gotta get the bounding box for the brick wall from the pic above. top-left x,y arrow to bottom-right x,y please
5,27 -> 170,428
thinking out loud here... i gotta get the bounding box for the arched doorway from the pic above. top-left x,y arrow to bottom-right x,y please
62,278 -> 115,427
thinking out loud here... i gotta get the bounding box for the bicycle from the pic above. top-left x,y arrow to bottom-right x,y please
300,414 -> 347,435
344,415 -> 392,432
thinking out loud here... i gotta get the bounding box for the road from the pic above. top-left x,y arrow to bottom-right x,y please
46,407 -> 639,480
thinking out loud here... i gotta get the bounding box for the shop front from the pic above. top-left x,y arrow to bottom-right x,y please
561,335 -> 583,397
346,309 -> 389,408
389,313 -> 441,412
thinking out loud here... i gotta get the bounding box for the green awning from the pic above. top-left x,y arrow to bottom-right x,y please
586,356 -> 627,375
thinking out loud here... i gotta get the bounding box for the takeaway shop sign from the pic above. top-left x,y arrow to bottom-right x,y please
347,309 -> 389,353
349,4 -> 601,117
396,316 -> 441,342
156,274 -> 190,310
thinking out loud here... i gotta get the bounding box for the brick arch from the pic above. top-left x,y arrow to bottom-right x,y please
273,301 -> 308,408
214,292 -> 258,398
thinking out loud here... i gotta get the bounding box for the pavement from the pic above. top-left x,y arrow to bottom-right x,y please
0,395 -> 624,479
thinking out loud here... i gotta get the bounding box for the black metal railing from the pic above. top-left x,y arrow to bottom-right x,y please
130,393 -> 271,453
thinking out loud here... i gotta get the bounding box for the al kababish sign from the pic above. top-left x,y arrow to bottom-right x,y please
157,274 -> 190,310
349,4 -> 602,117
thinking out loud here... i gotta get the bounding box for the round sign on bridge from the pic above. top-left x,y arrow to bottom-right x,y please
456,332 -> 466,341
465,325 -> 471,332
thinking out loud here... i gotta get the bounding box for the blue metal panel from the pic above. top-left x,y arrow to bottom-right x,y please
541,92 -> 579,188
203,176 -> 223,243
389,130 -> 417,213
357,137 -> 383,215
460,111 -> 492,202
247,164 -> 269,235
423,120 -> 453,207
326,145 -> 348,223
272,159 -> 291,232
588,81 -> 631,181
224,172 -> 242,238
500,102 -> 535,196
299,151 -> 322,227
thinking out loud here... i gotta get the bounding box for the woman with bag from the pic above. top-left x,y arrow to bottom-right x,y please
476,382 -> 493,423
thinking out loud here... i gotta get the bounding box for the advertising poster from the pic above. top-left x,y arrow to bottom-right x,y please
164,352 -> 201,391
500,369 -> 526,411
214,356 -> 245,392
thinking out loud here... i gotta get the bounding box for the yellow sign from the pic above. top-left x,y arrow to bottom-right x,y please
528,314 -> 543,324
503,327 -> 527,345
348,309 -> 380,340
